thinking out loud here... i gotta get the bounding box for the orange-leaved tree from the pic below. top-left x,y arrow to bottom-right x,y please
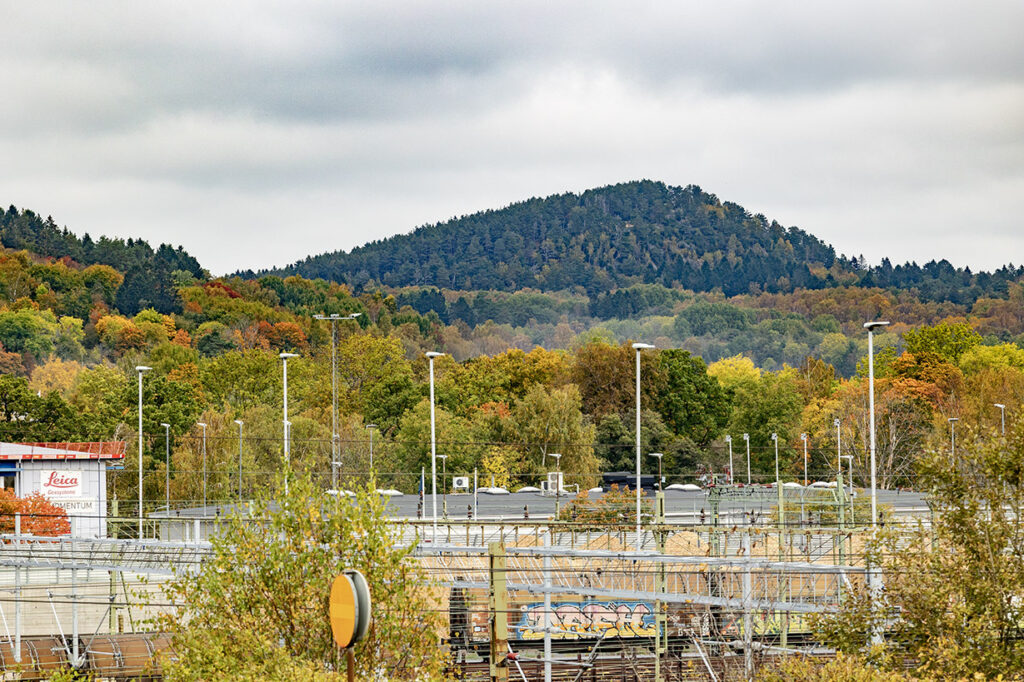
0,489 -> 70,536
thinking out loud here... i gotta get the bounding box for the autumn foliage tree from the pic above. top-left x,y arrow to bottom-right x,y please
0,489 -> 70,536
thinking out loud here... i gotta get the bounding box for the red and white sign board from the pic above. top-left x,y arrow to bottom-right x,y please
40,470 -> 82,498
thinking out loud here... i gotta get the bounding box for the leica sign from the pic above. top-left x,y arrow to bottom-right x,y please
40,470 -> 82,498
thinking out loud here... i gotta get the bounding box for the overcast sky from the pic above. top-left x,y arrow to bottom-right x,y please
2,1 -> 1022,276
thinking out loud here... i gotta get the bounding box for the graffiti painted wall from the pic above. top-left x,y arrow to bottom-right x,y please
514,601 -> 656,640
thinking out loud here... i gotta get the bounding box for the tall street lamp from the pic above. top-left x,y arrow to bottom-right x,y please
863,321 -> 889,526
743,433 -> 750,485
724,436 -> 733,484
160,423 -> 171,513
800,433 -> 808,486
949,417 -> 959,456
280,352 -> 299,493
771,433 -> 780,486
834,418 -> 842,481
439,454 -> 448,520
632,342 -> 655,550
234,420 -> 244,499
864,319 -> 889,646
197,422 -> 207,508
426,351 -> 445,542
995,403 -> 1006,436
366,423 -> 378,474
314,312 -> 361,490
135,365 -> 151,537
550,453 -> 562,519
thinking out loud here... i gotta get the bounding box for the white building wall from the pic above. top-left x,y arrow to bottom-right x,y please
18,460 -> 107,538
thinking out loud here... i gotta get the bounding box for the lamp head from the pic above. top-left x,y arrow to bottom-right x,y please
550,453 -> 561,460
279,352 -> 299,359
801,433 -> 807,441
234,419 -> 243,426
425,351 -> 445,359
833,418 -> 840,427
770,432 -> 778,441
160,422 -> 170,429
346,313 -> 362,319
438,454 -> 447,461
949,417 -> 959,423
995,403 -> 1006,409
365,423 -> 378,430
197,422 -> 206,428
631,342 -> 655,350
724,435 -> 732,443
863,320 -> 890,332
135,365 -> 152,372
742,433 -> 749,441
649,452 -> 663,459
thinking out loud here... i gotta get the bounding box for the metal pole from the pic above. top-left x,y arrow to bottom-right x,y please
331,318 -> 338,489
427,353 -> 442,543
801,433 -> 808,486
543,529 -> 552,682
950,417 -> 958,456
743,433 -> 750,485
280,352 -> 297,493
236,420 -> 244,498
199,423 -> 207,508
368,426 -> 375,472
163,424 -> 170,513
835,418 -> 841,480
726,436 -> 733,484
996,403 -> 1006,435
864,320 -> 888,646
14,513 -> 20,664
136,366 -> 150,537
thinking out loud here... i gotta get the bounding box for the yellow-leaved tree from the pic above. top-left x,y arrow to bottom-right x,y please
161,474 -> 447,681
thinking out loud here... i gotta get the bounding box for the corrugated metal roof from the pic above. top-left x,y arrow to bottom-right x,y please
0,442 -> 126,460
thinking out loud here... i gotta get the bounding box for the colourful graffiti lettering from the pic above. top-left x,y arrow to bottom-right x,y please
515,601 -> 656,640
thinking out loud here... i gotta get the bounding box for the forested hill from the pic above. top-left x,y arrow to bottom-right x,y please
257,181 -> 839,297
255,180 -> 1022,304
0,206 -> 206,315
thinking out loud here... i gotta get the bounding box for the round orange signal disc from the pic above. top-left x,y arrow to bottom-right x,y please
329,574 -> 357,648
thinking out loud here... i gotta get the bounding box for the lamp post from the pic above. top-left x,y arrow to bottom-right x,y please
863,319 -> 889,646
551,453 -> 562,519
949,417 -> 959,456
197,422 -> 207,508
135,365 -> 151,537
771,433 -> 780,485
279,352 -> 298,493
724,436 -> 733,484
366,423 -> 378,474
649,452 -> 663,492
863,321 -> 888,528
426,351 -> 445,542
439,454 -> 448,520
800,433 -> 808,486
234,420 -> 243,499
743,433 -> 750,485
160,423 -> 170,513
314,312 -> 361,490
841,454 -> 855,518
834,418 -> 841,480
995,403 -> 1006,436
632,342 -> 655,551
